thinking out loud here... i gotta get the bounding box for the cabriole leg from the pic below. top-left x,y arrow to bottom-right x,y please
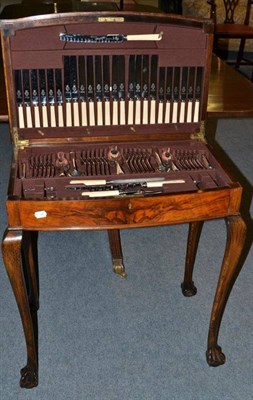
206,215 -> 247,367
181,221 -> 204,296
22,231 -> 39,313
107,229 -> 126,278
2,229 -> 38,388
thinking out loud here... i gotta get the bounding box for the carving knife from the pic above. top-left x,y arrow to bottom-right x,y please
79,179 -> 185,197
69,177 -> 185,186
60,32 -> 163,43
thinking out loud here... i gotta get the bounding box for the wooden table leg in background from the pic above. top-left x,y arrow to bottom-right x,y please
107,229 -> 126,278
2,229 -> 38,388
206,215 -> 247,366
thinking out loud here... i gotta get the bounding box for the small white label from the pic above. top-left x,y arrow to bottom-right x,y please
34,210 -> 47,219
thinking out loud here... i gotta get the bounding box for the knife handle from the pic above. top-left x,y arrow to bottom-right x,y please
18,106 -> 25,129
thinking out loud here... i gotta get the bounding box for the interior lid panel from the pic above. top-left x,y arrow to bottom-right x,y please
0,12 -> 213,143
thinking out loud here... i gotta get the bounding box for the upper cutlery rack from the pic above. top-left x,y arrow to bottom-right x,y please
14,55 -> 203,130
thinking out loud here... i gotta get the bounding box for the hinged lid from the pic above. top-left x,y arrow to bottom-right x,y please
0,12 -> 213,146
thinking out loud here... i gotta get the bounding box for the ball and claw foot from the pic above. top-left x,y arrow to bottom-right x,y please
181,281 -> 197,297
20,365 -> 38,389
206,344 -> 226,367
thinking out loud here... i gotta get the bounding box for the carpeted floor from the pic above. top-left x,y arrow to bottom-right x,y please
0,119 -> 252,399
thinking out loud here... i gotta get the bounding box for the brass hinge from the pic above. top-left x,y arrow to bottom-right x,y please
13,127 -> 29,149
190,121 -> 205,141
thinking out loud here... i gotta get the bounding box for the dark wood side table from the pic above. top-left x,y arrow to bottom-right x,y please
0,11 -> 248,389
208,55 -> 253,118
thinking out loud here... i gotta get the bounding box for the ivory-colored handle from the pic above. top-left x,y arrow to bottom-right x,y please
120,100 -> 126,125
82,190 -> 119,197
42,106 -> 48,127
127,100 -> 134,125
147,179 -> 185,188
26,106 -> 33,128
73,102 -> 79,127
97,101 -> 103,126
34,106 -> 41,128
58,105 -> 64,127
127,33 -> 162,41
193,100 -> 200,123
66,102 -> 72,127
70,179 -> 107,185
18,106 -> 25,128
105,101 -> 111,126
50,106 -> 56,127
89,101 -> 95,126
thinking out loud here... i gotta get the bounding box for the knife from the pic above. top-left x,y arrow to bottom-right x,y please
78,56 -> 87,126
39,69 -> 48,127
112,55 -> 119,125
47,69 -> 56,127
69,177 -> 181,185
31,69 -> 40,128
142,55 -> 149,124
193,67 -> 203,122
103,55 -> 111,126
87,55 -> 95,126
165,66 -> 172,123
179,67 -> 188,123
172,66 -> 180,123
64,56 -> 72,127
186,67 -> 195,123
127,54 -> 135,125
55,68 -> 64,127
23,69 -> 33,127
150,54 -> 158,124
158,67 -> 165,124
134,55 -> 142,125
118,55 -> 126,125
95,55 -> 103,126
15,70 -> 25,128
80,178 -> 184,197
60,33 -> 163,43
70,56 -> 79,126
